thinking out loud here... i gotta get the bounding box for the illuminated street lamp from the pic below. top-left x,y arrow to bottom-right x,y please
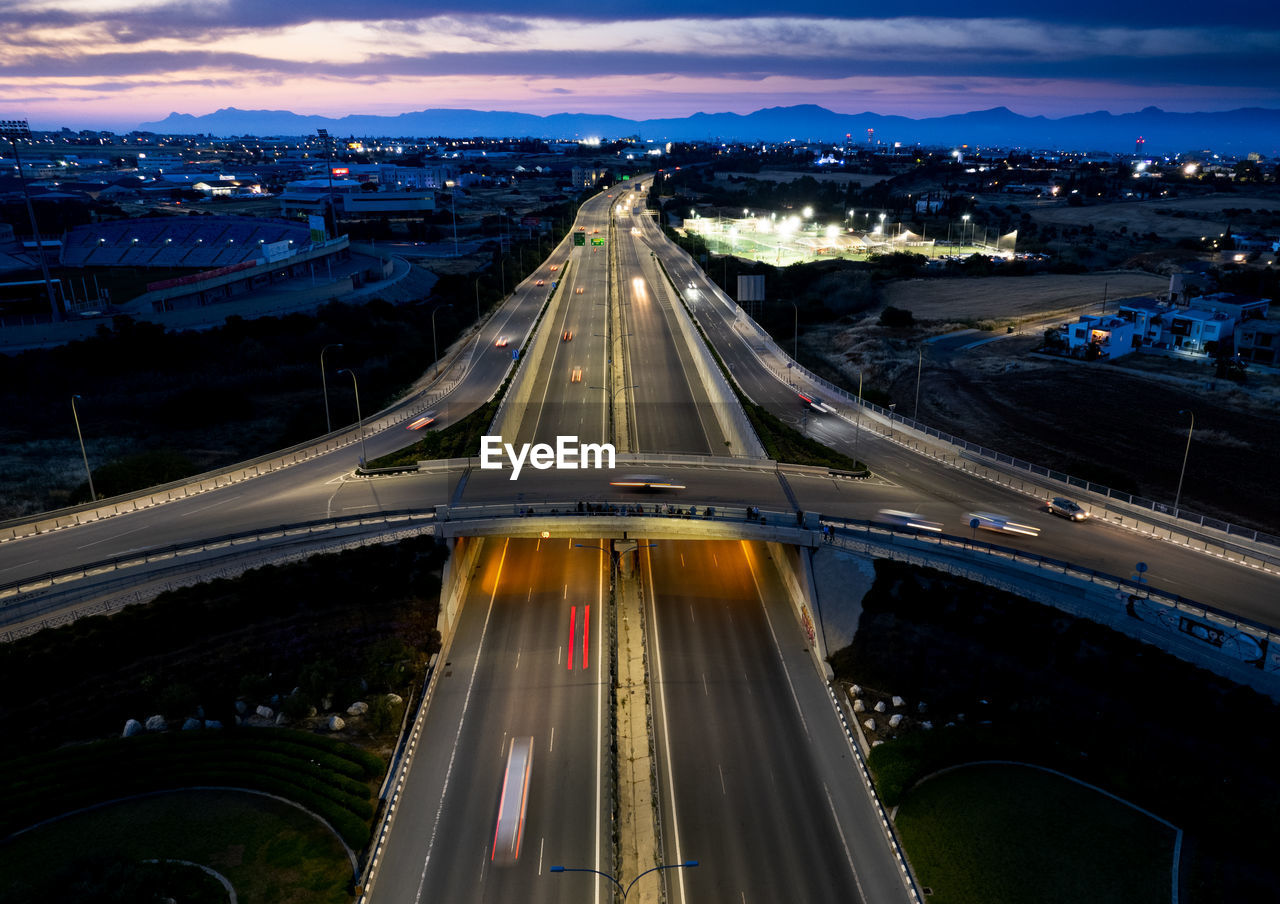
71,394 -> 96,502
550,860 -> 698,901
962,213 -> 971,248
320,343 -> 344,434
337,369 -> 368,467
1174,409 -> 1194,515
432,303 -> 453,377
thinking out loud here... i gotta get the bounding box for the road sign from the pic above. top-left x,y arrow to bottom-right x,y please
574,233 -> 586,246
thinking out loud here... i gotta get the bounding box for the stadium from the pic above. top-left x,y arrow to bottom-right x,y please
58,215 -> 356,314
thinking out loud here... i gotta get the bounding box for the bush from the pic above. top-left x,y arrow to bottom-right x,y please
878,306 -> 915,328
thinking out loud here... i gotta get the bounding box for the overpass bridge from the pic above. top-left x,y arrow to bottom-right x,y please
4,177 -> 1280,904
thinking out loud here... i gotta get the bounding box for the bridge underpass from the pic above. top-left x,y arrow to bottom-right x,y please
368,533 -> 910,904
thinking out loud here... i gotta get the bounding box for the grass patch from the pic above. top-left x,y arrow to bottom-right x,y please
2,729 -> 381,849
835,559 -> 1280,903
896,763 -> 1175,904
0,790 -> 354,904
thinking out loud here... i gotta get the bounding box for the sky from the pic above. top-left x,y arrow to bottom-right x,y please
3,0 -> 1279,131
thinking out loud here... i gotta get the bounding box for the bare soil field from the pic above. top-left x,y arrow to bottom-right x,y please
802,272 -> 1280,533
879,270 -> 1170,325
1024,194 -> 1280,240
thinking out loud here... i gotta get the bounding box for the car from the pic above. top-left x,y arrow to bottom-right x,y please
609,474 -> 686,490
575,287 -> 584,294
536,279 -> 545,286
494,336 -> 508,347
562,330 -> 574,341
1046,497 -> 1089,521
406,413 -> 437,431
570,367 -> 583,383
549,265 -> 558,271
966,511 -> 1041,537
875,509 -> 943,532
592,229 -> 600,234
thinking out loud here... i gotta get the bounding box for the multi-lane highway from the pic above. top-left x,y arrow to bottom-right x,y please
3,176 -> 1279,904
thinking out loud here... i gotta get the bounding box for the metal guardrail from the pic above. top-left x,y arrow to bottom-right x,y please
820,515 -> 1280,652
0,509 -> 438,604
718,296 -> 1279,550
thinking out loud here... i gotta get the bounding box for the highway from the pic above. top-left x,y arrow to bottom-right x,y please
647,539 -> 906,904
371,537 -> 611,904
3,177 -> 1280,904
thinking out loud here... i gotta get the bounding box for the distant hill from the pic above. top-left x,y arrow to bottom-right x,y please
137,105 -> 1280,155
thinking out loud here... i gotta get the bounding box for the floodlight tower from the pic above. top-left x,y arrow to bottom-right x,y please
1,119 -> 61,321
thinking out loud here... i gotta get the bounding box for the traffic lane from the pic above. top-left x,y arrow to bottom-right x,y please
646,540 -> 875,904
510,252 -> 610,448
619,247 -> 717,456
375,538 -> 609,904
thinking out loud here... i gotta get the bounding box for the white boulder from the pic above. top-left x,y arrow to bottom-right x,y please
863,719 -> 877,732
182,718 -> 202,731
892,696 -> 906,708
347,701 -> 369,716
889,714 -> 904,728
255,705 -> 274,720
873,701 -> 887,713
853,699 -> 865,713
145,715 -> 167,732
327,715 -> 345,731
122,719 -> 143,738
387,693 -> 403,705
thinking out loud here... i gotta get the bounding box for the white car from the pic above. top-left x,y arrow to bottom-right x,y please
967,511 -> 1040,537
1046,497 -> 1089,521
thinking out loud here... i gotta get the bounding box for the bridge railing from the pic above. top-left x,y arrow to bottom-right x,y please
821,515 -> 1280,679
691,268 -> 1279,552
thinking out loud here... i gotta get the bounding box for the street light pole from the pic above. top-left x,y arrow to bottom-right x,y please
913,346 -> 923,419
550,860 -> 698,901
789,301 -> 798,362
337,369 -> 367,467
320,343 -> 343,433
1174,408 -> 1194,515
432,304 -> 453,377
71,394 -> 96,502
1,120 -> 61,321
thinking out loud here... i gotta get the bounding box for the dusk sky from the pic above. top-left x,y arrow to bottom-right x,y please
4,0 -> 1279,131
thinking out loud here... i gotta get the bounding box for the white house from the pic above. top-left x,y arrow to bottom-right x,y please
1065,314 -> 1137,359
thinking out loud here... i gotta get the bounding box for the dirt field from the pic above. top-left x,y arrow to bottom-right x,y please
714,170 -> 889,187
801,271 -> 1280,533
1025,194 -> 1280,241
879,270 -> 1170,325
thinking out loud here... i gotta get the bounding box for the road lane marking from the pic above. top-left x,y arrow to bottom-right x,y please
646,545 -> 690,904
76,524 -> 148,549
826,784 -> 870,904
178,494 -> 242,517
413,537 -> 510,904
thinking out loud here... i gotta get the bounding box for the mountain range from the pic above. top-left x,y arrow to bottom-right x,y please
137,105 -> 1280,155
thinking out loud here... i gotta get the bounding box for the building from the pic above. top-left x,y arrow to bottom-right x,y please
1234,319 -> 1280,367
1164,308 -> 1235,354
1193,292 -> 1269,322
1065,314 -> 1136,359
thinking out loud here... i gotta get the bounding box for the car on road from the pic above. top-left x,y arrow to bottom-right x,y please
494,336 -> 508,347
875,509 -> 943,532
1046,497 -> 1089,521
575,287 -> 585,294
536,279 -> 545,286
562,330 -> 574,341
967,511 -> 1040,537
550,265 -> 558,271
406,413 -> 437,431
609,474 -> 686,490
570,366 -> 583,383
